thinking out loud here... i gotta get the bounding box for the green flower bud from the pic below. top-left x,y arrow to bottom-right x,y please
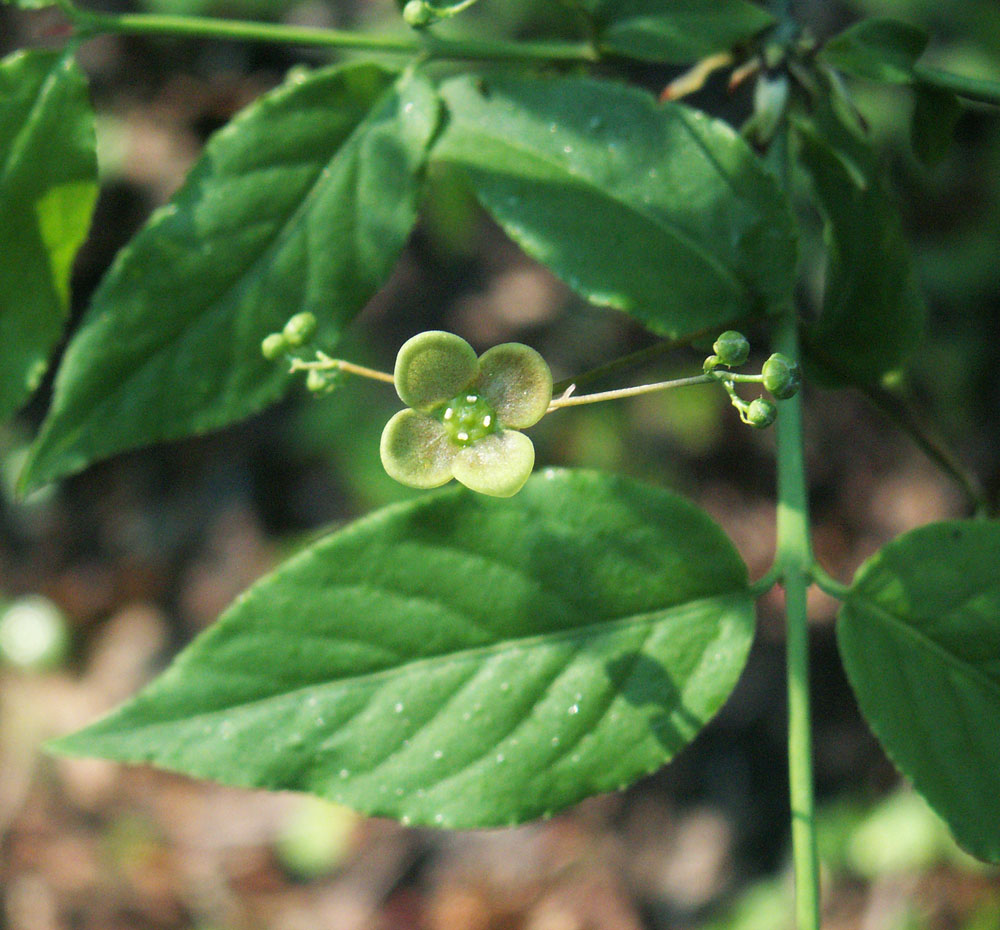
306,369 -> 327,393
261,332 -> 287,361
403,0 -> 433,27
746,397 -> 777,429
713,331 -> 750,367
703,354 -> 721,374
762,353 -> 801,400
283,312 -> 317,347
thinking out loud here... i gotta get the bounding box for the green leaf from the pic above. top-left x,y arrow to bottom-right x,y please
20,64 -> 438,493
0,0 -> 57,7
795,120 -> 925,386
837,521 -> 1000,862
911,81 -> 961,167
820,17 -> 929,85
433,74 -> 796,340
50,469 -> 755,828
0,49 -> 97,422
589,0 -> 776,64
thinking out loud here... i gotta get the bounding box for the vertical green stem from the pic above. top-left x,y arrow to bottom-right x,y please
774,310 -> 821,930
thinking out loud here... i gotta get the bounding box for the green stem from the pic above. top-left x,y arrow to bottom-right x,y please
548,373 -> 714,410
749,561 -> 781,598
809,562 -> 850,601
551,326 -> 722,396
548,369 -> 763,411
914,65 -> 1000,107
774,309 -> 821,930
68,7 -> 597,62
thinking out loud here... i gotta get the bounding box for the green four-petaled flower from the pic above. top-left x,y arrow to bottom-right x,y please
380,331 -> 552,497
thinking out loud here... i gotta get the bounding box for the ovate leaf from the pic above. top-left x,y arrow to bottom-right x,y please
590,0 -> 776,65
795,121 -> 924,385
0,50 -> 97,421
820,18 -> 928,85
433,74 -> 796,340
50,469 -> 755,829
838,521 -> 1000,862
20,64 -> 438,492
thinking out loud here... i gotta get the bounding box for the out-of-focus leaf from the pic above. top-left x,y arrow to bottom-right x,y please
585,0 -> 775,64
820,17 -> 928,84
838,521 -> 1000,863
911,81 -> 961,166
433,74 -> 796,340
20,64 -> 438,492
50,470 -> 755,829
795,120 -> 924,385
0,50 -> 97,421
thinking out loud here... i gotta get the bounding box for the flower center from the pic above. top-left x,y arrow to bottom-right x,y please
439,392 -> 498,446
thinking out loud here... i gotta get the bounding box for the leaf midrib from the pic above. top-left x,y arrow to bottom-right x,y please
0,51 -> 62,198
100,588 -> 750,730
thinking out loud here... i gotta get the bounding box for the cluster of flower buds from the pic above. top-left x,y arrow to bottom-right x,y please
261,312 -> 318,361
704,330 -> 801,429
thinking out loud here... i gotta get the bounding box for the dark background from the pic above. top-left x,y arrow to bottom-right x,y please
1,1 -> 999,927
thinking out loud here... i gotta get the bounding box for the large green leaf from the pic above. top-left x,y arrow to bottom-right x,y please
819,17 -> 928,85
795,120 -> 924,385
50,469 -> 755,828
20,64 -> 438,492
432,74 -> 796,340
837,521 -> 1000,862
0,49 -> 97,422
588,0 -> 776,64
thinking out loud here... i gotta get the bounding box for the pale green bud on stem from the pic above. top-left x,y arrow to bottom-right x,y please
283,312 -> 317,347
403,0 -> 434,28
745,397 -> 778,428
762,352 -> 801,399
712,330 -> 750,368
261,332 -> 288,361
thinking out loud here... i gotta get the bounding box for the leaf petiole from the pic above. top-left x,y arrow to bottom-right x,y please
809,562 -> 850,600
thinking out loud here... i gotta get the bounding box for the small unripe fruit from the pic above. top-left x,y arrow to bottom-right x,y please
283,312 -> 317,347
746,397 -> 777,429
403,0 -> 433,27
713,331 -> 750,367
261,333 -> 287,360
762,353 -> 801,399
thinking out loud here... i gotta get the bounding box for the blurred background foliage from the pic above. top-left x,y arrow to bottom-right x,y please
1,0 -> 999,927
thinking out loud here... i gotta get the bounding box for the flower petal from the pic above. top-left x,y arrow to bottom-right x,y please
451,430 -> 534,498
394,331 -> 478,411
380,409 -> 456,489
473,343 -> 552,428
